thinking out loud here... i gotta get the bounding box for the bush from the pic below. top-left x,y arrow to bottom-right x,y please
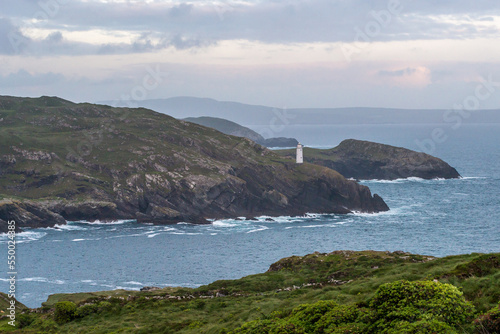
54,301 -> 77,324
75,303 -> 99,317
315,305 -> 363,333
369,280 -> 475,332
17,313 -> 36,328
388,318 -> 458,334
97,301 -> 113,313
39,319 -> 59,332
189,299 -> 206,310
474,303 -> 500,333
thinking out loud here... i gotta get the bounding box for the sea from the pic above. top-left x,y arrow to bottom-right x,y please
1,123 -> 499,308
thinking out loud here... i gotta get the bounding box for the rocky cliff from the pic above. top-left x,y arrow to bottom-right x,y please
276,139 -> 460,180
0,96 -> 388,230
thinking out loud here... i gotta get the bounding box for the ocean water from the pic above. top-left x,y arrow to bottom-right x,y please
1,123 -> 499,308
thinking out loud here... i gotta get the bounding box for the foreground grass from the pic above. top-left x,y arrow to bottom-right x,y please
4,250 -> 500,333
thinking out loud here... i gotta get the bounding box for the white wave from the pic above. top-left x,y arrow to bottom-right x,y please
246,225 -> 270,233
14,231 -> 48,243
461,176 -> 488,180
115,286 -> 141,291
76,219 -> 135,225
123,281 -> 143,285
360,177 -> 449,184
147,233 -> 161,238
255,215 -> 302,223
53,224 -> 88,231
349,208 -> 401,217
72,238 -> 86,242
212,220 -> 240,227
80,280 -> 95,283
19,277 -> 65,284
169,232 -> 202,235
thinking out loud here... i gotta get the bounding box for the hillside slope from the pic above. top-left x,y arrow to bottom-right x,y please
0,96 -> 388,229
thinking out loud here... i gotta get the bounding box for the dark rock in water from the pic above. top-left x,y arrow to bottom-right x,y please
265,218 -> 275,222
276,139 -> 461,180
0,96 -> 389,229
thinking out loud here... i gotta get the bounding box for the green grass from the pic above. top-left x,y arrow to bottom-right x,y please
7,251 -> 500,333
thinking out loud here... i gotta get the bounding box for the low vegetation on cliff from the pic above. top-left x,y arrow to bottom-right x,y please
2,251 -> 499,333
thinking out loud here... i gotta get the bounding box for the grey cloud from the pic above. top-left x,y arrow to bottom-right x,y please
1,0 -> 500,57
0,17 -> 31,54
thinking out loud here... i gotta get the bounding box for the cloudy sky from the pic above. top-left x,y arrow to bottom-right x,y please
1,0 -> 500,109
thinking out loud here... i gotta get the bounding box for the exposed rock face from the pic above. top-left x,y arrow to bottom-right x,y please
0,96 -> 388,229
184,116 -> 298,148
276,139 -> 461,180
0,199 -> 66,232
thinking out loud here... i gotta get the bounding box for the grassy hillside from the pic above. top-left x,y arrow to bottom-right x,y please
3,250 -> 499,333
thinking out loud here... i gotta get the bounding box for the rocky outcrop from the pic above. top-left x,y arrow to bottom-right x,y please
276,139 -> 461,180
0,96 -> 388,229
0,199 -> 66,232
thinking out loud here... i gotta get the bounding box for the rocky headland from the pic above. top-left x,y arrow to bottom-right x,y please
276,139 -> 461,180
0,96 -> 388,231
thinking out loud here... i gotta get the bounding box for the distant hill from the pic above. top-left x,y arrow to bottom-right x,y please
100,96 -> 500,127
184,116 -> 298,148
184,116 -> 265,143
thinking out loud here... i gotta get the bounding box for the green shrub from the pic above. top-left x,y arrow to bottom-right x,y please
39,318 -> 59,332
369,280 -> 475,332
54,301 -> 77,324
189,299 -> 206,310
315,305 -> 363,333
289,300 -> 339,332
97,301 -> 113,313
387,318 -> 458,333
75,303 -> 99,317
474,303 -> 500,333
17,313 -> 36,328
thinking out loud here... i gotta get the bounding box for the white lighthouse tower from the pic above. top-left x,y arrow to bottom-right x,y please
296,143 -> 303,164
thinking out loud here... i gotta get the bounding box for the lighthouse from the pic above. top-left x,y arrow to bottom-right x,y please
296,143 -> 303,164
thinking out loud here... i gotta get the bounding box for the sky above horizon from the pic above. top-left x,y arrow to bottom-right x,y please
2,0 -> 500,109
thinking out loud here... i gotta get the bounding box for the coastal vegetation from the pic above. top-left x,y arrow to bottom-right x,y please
1,250 -> 499,333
